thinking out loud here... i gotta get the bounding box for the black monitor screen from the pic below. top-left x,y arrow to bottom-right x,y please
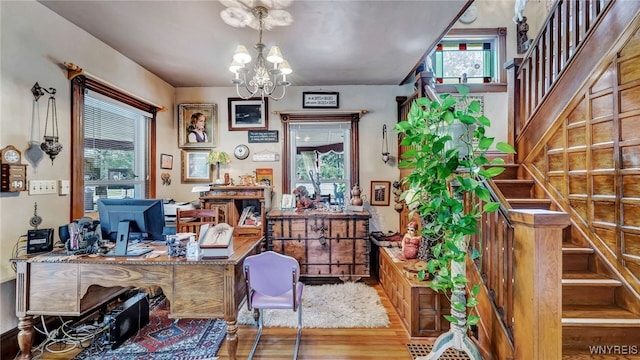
97,198 -> 165,242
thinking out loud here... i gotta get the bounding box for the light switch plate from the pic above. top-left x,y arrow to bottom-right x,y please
59,180 -> 70,195
28,180 -> 57,195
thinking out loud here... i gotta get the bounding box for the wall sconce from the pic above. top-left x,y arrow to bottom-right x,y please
381,124 -> 390,163
31,82 -> 62,164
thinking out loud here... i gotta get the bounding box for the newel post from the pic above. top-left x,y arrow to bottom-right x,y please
509,209 -> 569,360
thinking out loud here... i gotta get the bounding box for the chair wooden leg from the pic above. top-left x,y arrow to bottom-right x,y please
294,306 -> 302,360
248,308 -> 264,360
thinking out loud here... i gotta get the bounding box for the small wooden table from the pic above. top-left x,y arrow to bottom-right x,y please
12,237 -> 262,360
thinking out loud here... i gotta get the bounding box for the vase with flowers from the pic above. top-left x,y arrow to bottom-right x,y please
208,150 -> 231,185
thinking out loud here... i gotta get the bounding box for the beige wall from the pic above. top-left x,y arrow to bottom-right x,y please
0,0 -> 175,333
172,85 -> 410,233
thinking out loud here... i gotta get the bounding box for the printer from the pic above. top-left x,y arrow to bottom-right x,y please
163,201 -> 196,223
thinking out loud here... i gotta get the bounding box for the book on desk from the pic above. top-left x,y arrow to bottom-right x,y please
198,223 -> 234,258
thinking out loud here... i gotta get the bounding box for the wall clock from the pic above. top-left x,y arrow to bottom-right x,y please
1,145 -> 27,192
234,144 -> 250,160
458,4 -> 478,24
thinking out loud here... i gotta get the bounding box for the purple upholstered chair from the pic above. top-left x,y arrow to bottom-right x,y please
243,251 -> 304,359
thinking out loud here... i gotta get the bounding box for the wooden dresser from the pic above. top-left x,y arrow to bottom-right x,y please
378,247 -> 450,337
266,209 -> 371,281
199,185 -> 271,240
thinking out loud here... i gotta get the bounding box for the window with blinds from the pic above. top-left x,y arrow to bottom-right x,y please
83,92 -> 150,212
289,122 -> 350,204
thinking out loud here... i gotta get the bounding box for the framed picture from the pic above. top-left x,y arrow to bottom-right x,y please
370,181 -> 391,206
160,153 -> 173,169
255,168 -> 273,187
281,194 -> 294,209
181,150 -> 212,183
228,97 -> 268,131
178,103 -> 217,148
302,91 -> 339,109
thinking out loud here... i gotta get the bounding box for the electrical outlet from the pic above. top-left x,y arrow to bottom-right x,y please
59,180 -> 70,195
28,180 -> 57,195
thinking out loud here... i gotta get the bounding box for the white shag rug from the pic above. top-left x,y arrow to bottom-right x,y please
237,282 -> 390,328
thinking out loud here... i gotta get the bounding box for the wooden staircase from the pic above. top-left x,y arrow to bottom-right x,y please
487,164 -> 640,356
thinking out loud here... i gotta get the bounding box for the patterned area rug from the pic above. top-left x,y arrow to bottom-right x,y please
74,297 -> 226,360
407,343 -> 471,359
237,282 -> 390,328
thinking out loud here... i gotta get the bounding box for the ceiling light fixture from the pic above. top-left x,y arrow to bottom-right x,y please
228,6 -> 292,101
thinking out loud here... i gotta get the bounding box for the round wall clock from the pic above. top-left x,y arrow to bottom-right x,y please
1,145 -> 27,192
1,145 -> 22,164
458,4 -> 478,24
234,144 -> 250,160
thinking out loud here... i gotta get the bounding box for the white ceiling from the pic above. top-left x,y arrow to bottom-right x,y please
39,0 -> 469,88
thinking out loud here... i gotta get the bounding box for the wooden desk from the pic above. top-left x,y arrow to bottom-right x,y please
12,237 -> 262,360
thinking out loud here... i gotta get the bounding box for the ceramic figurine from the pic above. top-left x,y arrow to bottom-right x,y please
402,221 -> 421,260
350,183 -> 363,206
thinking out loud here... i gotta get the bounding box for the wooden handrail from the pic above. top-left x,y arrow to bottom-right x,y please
513,0 -> 612,140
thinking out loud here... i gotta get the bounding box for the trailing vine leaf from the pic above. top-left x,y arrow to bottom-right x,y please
394,86 -> 516,334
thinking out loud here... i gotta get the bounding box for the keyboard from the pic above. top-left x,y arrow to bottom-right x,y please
105,244 -> 153,257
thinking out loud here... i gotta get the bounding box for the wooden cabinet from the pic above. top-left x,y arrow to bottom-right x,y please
266,210 -> 371,280
199,185 -> 271,240
378,247 -> 450,337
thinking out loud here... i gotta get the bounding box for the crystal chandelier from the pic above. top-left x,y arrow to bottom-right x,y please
228,6 -> 292,101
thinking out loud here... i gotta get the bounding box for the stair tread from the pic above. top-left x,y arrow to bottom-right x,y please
485,164 -> 520,167
493,179 -> 534,183
563,305 -> 640,325
563,318 -> 640,326
563,244 -> 595,253
505,198 -> 551,202
563,272 -> 616,280
562,277 -> 622,286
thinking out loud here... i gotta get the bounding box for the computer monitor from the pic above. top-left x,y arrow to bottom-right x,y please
98,198 -> 165,243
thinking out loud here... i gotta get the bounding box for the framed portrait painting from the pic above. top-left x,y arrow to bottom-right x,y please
370,181 -> 391,206
228,97 -> 268,131
178,103 -> 217,148
181,150 -> 212,183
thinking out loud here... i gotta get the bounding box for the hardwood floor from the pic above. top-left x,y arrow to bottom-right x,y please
37,281 -> 435,360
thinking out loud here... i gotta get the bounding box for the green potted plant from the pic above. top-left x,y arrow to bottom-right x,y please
395,85 -> 515,359
208,150 -> 231,185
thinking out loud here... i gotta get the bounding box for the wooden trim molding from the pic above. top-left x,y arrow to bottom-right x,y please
64,62 -> 167,112
279,112 -> 362,195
